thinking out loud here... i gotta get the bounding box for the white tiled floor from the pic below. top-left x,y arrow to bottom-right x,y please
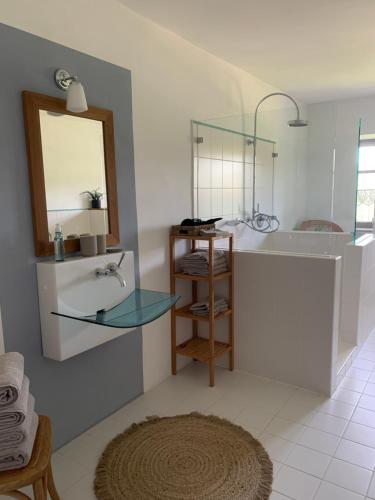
8,331 -> 375,499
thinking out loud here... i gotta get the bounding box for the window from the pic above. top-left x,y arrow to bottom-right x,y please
356,136 -> 375,227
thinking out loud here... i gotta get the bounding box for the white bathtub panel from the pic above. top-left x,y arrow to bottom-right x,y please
236,251 -> 341,394
224,229 -> 352,255
266,231 -> 352,255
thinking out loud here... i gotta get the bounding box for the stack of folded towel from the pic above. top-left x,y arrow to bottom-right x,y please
0,352 -> 38,471
190,297 -> 229,317
181,250 -> 228,276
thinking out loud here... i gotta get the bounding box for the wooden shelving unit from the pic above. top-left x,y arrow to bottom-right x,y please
170,232 -> 234,386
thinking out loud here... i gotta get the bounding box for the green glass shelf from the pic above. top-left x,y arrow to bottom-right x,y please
52,288 -> 181,329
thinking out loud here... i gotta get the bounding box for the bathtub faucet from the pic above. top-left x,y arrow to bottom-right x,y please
225,209 -> 280,233
95,252 -> 127,288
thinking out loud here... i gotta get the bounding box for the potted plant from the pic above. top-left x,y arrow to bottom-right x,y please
81,189 -> 104,209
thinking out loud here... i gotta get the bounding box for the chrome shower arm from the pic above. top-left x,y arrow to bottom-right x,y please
253,92 -> 301,124
252,92 -> 303,219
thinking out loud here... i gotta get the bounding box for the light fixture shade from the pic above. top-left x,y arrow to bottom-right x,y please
66,81 -> 88,113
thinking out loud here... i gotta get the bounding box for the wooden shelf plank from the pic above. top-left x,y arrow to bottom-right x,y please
170,230 -> 234,386
174,304 -> 232,322
171,234 -> 232,241
173,271 -> 232,282
176,337 -> 231,363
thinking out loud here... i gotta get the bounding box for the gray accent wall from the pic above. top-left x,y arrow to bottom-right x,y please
0,23 -> 143,447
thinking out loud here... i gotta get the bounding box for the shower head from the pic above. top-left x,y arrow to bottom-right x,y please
288,118 -> 309,127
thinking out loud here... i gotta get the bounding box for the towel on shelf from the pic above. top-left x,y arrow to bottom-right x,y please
0,376 -> 30,431
181,251 -> 228,276
0,394 -> 35,448
0,352 -> 24,408
190,297 -> 229,316
0,412 -> 38,471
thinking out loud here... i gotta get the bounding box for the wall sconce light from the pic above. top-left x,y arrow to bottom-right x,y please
54,69 -> 88,113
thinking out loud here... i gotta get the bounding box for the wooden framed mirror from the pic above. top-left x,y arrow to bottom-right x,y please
22,91 -> 120,256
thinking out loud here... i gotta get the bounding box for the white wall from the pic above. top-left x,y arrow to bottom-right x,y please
0,0 -> 300,391
305,102 -> 337,224
306,95 -> 375,232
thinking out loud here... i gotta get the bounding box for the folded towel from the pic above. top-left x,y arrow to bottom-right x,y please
0,376 -> 30,431
0,412 -> 38,471
181,251 -> 228,276
183,260 -> 227,268
190,297 -> 229,316
0,353 -> 24,409
191,297 -> 228,309
183,267 -> 227,276
182,250 -> 226,263
182,261 -> 227,269
0,394 -> 35,448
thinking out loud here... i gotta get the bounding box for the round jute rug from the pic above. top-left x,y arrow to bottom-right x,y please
94,412 -> 273,500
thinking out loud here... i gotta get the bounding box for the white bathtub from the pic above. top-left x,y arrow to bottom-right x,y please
221,230 -> 375,395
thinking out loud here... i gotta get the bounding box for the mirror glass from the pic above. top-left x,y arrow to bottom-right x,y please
39,110 -> 108,241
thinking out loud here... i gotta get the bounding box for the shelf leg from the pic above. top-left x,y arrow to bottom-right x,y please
170,235 -> 177,375
229,234 -> 234,371
171,312 -> 177,375
209,361 -> 215,387
208,238 -> 215,387
192,239 -> 198,340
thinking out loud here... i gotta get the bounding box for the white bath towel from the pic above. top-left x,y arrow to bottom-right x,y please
0,352 -> 24,408
0,376 -> 30,431
0,394 -> 35,448
0,412 -> 38,471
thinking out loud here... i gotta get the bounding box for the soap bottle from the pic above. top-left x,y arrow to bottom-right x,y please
54,224 -> 65,262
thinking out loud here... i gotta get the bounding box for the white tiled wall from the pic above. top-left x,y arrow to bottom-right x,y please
341,235 -> 375,348
193,123 -> 276,221
219,231 -> 375,395
235,251 -> 341,395
357,235 -> 375,346
341,243 -> 363,345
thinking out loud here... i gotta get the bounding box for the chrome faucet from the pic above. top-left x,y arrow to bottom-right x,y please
95,252 -> 127,288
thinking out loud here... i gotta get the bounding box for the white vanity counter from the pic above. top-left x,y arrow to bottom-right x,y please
37,252 -> 135,361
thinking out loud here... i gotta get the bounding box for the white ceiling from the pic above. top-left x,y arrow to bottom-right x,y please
118,0 -> 375,103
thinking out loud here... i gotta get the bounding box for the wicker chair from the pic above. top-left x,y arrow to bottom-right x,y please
298,219 -> 343,232
0,416 -> 59,499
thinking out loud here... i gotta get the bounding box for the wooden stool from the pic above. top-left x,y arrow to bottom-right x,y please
0,416 -> 59,499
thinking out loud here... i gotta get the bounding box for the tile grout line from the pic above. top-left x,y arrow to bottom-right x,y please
273,343 -> 375,499
311,342 -> 375,499
52,351 -> 375,500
